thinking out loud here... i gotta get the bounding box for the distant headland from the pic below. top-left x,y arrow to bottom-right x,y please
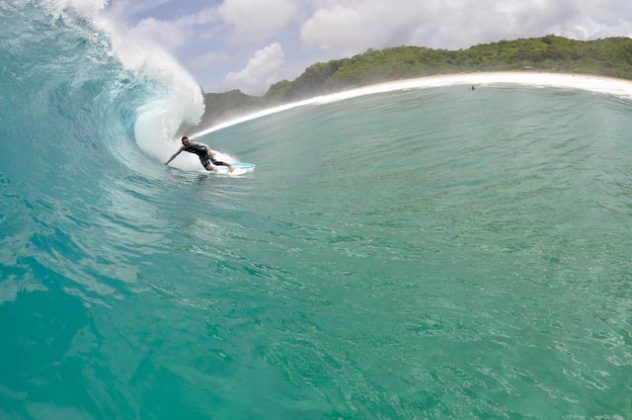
190,35 -> 632,131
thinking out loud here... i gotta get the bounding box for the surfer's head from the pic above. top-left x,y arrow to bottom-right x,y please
181,136 -> 191,146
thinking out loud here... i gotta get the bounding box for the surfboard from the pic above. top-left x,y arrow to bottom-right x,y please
214,162 -> 256,176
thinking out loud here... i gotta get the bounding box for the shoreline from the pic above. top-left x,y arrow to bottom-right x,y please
191,71 -> 632,139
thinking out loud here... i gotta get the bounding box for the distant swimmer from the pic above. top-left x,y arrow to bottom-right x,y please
470,85 -> 476,91
165,136 -> 234,173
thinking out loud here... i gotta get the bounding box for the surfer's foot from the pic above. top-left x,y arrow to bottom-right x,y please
228,165 -> 235,174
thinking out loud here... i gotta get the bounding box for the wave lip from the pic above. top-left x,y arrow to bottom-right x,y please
192,72 -> 632,139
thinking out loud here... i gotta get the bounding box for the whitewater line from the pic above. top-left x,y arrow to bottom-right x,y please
191,71 -> 632,139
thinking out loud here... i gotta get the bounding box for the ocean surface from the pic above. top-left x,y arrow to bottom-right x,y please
1,2 -> 632,419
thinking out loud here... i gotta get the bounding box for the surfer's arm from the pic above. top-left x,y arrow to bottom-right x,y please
165,148 -> 183,165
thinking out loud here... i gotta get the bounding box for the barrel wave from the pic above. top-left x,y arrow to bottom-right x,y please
1,1 -> 632,419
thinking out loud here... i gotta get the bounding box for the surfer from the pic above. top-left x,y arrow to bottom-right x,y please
165,136 -> 234,173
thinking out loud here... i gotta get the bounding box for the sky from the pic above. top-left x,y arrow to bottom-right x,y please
105,0 -> 632,95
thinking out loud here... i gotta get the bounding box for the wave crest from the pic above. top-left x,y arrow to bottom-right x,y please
29,0 -> 205,170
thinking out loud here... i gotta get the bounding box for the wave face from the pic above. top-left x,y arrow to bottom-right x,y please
0,0 -> 204,174
2,3 -> 632,418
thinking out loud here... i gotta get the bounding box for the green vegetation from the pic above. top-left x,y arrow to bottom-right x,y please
198,89 -> 262,125
192,36 -> 632,130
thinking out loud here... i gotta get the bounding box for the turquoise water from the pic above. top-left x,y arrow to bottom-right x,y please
2,2 -> 632,419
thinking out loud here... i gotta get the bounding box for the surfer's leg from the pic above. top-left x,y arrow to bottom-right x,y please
200,156 -> 215,172
211,159 -> 234,173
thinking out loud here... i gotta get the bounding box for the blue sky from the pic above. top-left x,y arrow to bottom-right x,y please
105,0 -> 632,95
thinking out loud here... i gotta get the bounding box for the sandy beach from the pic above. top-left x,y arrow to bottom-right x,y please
193,71 -> 632,138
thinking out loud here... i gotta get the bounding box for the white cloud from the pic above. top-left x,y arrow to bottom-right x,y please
191,51 -> 232,68
301,2 -> 427,56
219,0 -> 298,42
224,43 -> 286,95
105,3 -> 222,55
129,17 -> 186,51
175,7 -> 219,26
301,0 -> 632,57
109,0 -> 176,20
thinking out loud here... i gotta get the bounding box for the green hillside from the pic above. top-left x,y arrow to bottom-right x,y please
192,35 -> 632,130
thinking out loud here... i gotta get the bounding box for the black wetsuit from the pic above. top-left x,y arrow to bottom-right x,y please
169,142 -> 228,169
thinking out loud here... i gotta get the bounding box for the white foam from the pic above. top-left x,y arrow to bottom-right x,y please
191,72 -> 632,139
95,18 -> 204,170
213,164 -> 255,177
41,0 -> 107,18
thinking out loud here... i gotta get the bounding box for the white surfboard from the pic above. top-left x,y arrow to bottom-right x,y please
213,162 -> 256,176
